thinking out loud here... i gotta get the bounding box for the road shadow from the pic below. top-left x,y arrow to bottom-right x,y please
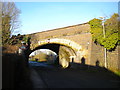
69,61 -> 120,79
30,60 -> 120,88
27,55 -> 120,88
30,57 -> 120,79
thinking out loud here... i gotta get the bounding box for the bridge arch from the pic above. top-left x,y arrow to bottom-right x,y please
30,38 -> 86,68
31,38 -> 82,51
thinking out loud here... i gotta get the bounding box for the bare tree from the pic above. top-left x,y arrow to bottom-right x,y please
0,2 -> 2,46
2,2 -> 21,45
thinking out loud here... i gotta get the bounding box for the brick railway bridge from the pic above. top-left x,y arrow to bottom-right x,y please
28,23 -> 119,70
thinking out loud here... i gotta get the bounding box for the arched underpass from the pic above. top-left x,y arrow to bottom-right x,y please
29,43 -> 77,68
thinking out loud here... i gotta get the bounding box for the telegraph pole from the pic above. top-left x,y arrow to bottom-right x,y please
100,17 -> 107,68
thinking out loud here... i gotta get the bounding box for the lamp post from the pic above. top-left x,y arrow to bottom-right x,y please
100,17 -> 107,68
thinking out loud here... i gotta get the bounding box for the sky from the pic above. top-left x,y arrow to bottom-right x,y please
15,1 -> 119,35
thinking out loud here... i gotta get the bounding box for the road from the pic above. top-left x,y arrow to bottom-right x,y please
29,61 -> 120,88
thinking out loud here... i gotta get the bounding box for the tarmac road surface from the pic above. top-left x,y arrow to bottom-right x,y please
29,61 -> 120,88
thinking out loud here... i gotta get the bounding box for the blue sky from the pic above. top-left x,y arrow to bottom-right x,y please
15,2 -> 118,35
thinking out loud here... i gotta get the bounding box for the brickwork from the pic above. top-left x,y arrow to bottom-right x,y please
90,42 -> 105,66
107,46 -> 119,71
91,42 -> 120,71
29,23 -> 119,72
30,23 -> 90,41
